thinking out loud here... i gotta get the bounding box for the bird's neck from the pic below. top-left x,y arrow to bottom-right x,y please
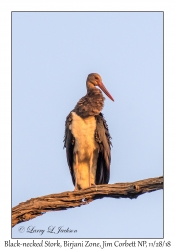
74,88 -> 105,118
86,81 -> 95,93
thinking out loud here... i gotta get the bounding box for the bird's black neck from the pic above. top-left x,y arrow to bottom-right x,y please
74,88 -> 105,118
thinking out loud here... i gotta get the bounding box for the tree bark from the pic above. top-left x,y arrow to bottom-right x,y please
12,176 -> 163,227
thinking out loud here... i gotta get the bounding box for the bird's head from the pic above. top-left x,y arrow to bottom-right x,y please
86,73 -> 114,101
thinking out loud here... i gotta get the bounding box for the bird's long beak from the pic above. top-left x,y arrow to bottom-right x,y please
98,81 -> 114,101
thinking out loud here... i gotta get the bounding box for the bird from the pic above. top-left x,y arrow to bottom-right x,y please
63,73 -> 114,190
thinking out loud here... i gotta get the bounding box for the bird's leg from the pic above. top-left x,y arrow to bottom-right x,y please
89,152 -> 93,188
74,152 -> 79,191
90,149 -> 98,188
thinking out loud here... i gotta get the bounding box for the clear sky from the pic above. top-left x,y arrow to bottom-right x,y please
12,11 -> 163,238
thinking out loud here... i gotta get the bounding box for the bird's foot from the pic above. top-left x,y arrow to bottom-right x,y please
74,184 -> 78,191
91,184 -> 97,192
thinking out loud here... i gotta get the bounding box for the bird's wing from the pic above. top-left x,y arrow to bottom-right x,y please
95,113 -> 112,184
63,112 -> 75,185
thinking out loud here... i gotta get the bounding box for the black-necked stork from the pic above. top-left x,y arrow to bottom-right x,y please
64,73 -> 114,190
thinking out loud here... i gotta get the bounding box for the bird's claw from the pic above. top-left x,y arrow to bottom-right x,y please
91,184 -> 97,192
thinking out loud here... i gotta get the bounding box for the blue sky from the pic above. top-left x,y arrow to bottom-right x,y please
12,12 -> 163,238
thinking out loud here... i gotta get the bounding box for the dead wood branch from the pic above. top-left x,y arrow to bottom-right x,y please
12,176 -> 163,227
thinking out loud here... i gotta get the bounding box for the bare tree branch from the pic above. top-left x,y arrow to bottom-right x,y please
12,176 -> 163,227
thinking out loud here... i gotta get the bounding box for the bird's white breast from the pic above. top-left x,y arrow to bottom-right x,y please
70,112 -> 97,159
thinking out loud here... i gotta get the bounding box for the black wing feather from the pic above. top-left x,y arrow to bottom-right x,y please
63,112 -> 75,185
95,113 -> 112,184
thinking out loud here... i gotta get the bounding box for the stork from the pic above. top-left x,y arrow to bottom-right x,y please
64,73 -> 114,190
